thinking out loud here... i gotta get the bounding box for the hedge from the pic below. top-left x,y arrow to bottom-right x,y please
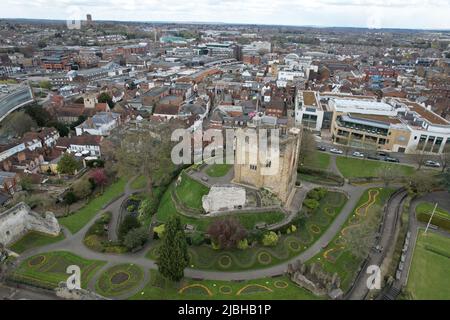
417,212 -> 450,231
298,167 -> 344,186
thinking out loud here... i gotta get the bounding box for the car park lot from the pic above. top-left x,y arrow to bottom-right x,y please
315,140 -> 442,170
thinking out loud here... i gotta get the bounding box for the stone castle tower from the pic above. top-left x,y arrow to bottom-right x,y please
233,127 -> 301,204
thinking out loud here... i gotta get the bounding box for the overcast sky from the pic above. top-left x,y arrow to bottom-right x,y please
1,0 -> 449,30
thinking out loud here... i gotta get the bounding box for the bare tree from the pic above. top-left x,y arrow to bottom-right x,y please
408,170 -> 439,195
409,150 -> 427,170
116,121 -> 179,195
345,205 -> 382,259
376,164 -> 402,186
439,152 -> 450,173
207,217 -> 247,250
1,111 -> 36,136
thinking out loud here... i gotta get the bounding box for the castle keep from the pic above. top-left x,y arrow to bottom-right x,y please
233,127 -> 301,204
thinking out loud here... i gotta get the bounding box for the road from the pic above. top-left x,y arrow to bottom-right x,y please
0,86 -> 35,122
315,138 -> 446,170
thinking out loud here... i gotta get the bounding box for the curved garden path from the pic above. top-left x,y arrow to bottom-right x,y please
13,179 -> 397,298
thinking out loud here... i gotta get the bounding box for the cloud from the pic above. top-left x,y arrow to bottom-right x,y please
0,0 -> 449,29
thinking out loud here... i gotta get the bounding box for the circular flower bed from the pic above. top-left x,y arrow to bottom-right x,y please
219,285 -> 233,295
111,271 -> 130,285
324,207 -> 336,216
28,255 -> 46,267
286,239 -> 301,252
96,264 -> 144,298
309,224 -> 321,234
218,255 -> 232,269
273,280 -> 289,289
257,252 -> 272,265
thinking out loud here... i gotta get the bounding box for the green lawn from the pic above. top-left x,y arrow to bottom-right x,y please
59,178 -> 127,234
336,157 -> 415,178
153,190 -> 347,272
130,175 -> 147,190
8,251 -> 105,290
156,185 -> 285,232
307,187 -> 395,291
416,202 -> 450,220
175,173 -> 210,210
9,231 -> 65,254
406,230 -> 450,300
303,152 -> 331,170
205,164 -> 232,177
130,270 -> 322,300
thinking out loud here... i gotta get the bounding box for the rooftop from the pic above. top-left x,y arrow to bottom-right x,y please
408,102 -> 449,126
302,91 -> 320,109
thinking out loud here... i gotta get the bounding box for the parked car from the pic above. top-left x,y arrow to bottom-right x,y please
317,146 -> 326,151
377,151 -> 390,157
367,155 -> 381,161
384,157 -> 400,163
330,148 -> 343,154
352,151 -> 364,158
424,160 -> 441,168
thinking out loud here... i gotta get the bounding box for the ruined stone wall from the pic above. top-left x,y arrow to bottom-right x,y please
0,202 -> 61,246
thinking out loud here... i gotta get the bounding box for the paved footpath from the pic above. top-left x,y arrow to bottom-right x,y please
10,180 -> 400,301
347,188 -> 407,300
394,192 -> 450,291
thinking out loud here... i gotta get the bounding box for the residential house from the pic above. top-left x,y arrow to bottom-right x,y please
56,135 -> 103,157
75,112 -> 121,136
0,171 -> 18,195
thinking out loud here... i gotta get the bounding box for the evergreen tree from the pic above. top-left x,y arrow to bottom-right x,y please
157,216 -> 189,281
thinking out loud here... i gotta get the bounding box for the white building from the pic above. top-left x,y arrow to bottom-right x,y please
295,91 -> 324,132
75,112 -> 120,136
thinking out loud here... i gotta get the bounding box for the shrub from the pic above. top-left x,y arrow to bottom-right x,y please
298,167 -> 344,186
248,229 -> 264,243
318,187 -> 327,198
307,189 -> 320,200
123,227 -> 148,250
64,191 -> 78,205
86,159 -> 105,168
307,188 -> 327,201
262,231 -> 279,247
153,224 -> 166,239
304,198 -> 320,210
237,239 -> 249,250
190,232 -> 205,246
127,205 -> 136,212
118,215 -> 141,240
83,235 -> 104,252
417,212 -> 450,231
138,198 -> 156,222
73,178 -> 93,199
100,212 -> 112,224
